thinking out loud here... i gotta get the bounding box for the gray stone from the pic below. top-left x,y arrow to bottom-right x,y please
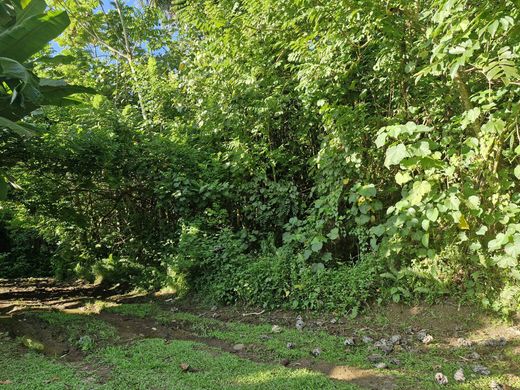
473,364 -> 491,376
362,335 -> 374,344
468,351 -> 481,360
422,334 -> 434,345
435,373 -> 448,385
454,368 -> 465,382
416,330 -> 427,342
389,335 -> 402,345
311,347 -> 321,357
233,343 -> 245,352
295,316 -> 305,331
490,381 -> 506,390
374,338 -> 394,354
456,337 -> 473,347
343,337 -> 355,347
374,362 -> 388,369
286,342 -> 295,349
482,337 -> 507,347
271,325 -> 282,333
367,354 -> 383,363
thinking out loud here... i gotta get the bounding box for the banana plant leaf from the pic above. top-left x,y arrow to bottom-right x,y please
0,10 -> 69,63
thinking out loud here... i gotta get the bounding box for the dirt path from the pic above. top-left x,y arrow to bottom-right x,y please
0,278 -> 133,315
1,278 -> 519,390
0,278 -> 399,389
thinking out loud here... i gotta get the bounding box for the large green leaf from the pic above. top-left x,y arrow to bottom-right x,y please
0,10 -> 69,62
384,143 -> 408,168
0,175 -> 7,200
39,79 -> 95,105
0,56 -> 41,102
17,0 -> 46,22
0,115 -> 34,136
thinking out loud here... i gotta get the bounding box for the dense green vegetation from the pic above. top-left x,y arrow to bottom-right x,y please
0,0 -> 519,314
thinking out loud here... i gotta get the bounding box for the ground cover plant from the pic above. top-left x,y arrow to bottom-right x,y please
0,284 -> 519,389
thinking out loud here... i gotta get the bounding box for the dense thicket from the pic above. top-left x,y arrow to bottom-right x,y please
1,0 -> 519,314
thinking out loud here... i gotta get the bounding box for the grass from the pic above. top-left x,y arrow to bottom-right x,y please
32,311 -> 119,351
0,323 -> 355,389
94,339 -> 356,389
105,302 -> 520,390
0,302 -> 518,389
0,336 -> 93,389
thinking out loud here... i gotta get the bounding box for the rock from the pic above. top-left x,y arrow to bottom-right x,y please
367,354 -> 383,363
295,315 -> 305,331
422,335 -> 434,345
343,337 -> 355,347
311,347 -> 321,357
330,318 -> 337,324
453,368 -> 465,382
435,373 -> 448,385
315,320 -> 324,327
483,337 -> 507,347
259,334 -> 271,341
374,338 -> 394,354
210,305 -> 217,311
280,358 -> 290,367
468,351 -> 481,360
389,335 -> 402,345
271,325 -> 282,333
286,342 -> 295,349
456,337 -> 473,347
416,330 -> 427,342
374,362 -> 388,369
233,343 -> 245,352
473,364 -> 491,376
490,381 -> 507,390
362,335 -> 374,344
389,358 -> 401,366
212,313 -> 220,319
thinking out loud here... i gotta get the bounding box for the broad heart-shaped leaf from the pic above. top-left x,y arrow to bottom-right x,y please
494,254 -> 518,269
426,207 -> 439,222
384,143 -> 408,168
310,237 -> 323,252
514,165 -> 520,180
0,10 -> 69,63
0,116 -> 34,136
327,228 -> 339,240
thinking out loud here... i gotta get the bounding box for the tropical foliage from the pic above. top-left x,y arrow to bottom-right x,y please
1,0 -> 519,315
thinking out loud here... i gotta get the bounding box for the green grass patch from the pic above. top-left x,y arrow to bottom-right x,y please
0,337 -> 94,389
93,338 -> 356,389
104,303 -> 520,390
34,311 -> 119,352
